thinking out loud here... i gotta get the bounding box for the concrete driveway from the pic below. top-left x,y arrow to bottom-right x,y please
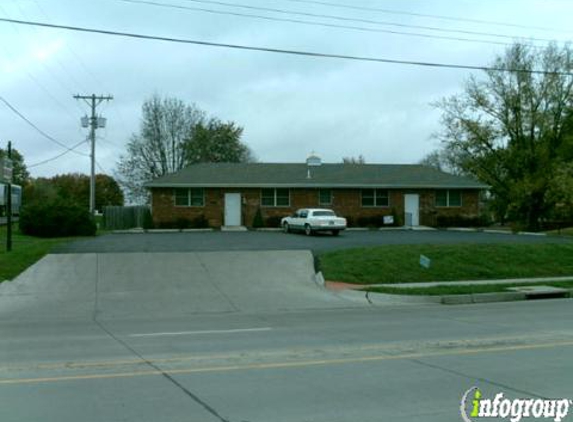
0,250 -> 361,322
53,229 -> 571,254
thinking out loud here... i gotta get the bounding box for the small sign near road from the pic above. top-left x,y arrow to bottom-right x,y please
0,157 -> 12,183
419,254 -> 431,269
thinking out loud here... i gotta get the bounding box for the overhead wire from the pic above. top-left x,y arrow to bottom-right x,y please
116,0 -> 535,48
27,138 -> 89,168
152,0 -> 560,44
32,0 -> 133,136
0,95 -> 89,156
0,17 -> 571,76
277,0 -> 573,35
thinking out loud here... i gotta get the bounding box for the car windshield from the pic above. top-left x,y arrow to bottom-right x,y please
313,211 -> 335,217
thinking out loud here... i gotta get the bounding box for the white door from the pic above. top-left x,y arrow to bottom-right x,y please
224,193 -> 241,226
404,194 -> 420,226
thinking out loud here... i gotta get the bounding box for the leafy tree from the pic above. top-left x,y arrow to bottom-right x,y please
117,95 -> 254,203
186,119 -> 254,163
24,173 -> 123,212
434,43 -> 573,229
0,147 -> 29,185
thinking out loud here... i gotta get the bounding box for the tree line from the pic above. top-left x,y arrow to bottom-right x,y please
421,43 -> 573,230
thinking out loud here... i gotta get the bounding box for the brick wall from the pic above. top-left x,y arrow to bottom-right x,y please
151,187 -> 481,228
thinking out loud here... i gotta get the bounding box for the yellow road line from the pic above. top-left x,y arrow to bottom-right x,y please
1,339 -> 572,385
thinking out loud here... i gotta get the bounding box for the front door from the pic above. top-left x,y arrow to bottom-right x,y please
404,194 -> 420,226
224,193 -> 241,226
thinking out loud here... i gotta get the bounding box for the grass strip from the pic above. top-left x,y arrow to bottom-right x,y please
0,224 -> 87,282
365,280 -> 573,296
318,243 -> 573,285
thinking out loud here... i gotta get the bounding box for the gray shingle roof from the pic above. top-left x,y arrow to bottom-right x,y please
145,163 -> 488,189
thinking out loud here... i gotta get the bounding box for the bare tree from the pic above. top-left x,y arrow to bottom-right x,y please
342,155 -> 366,164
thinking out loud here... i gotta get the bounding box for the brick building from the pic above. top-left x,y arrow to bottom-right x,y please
145,156 -> 488,228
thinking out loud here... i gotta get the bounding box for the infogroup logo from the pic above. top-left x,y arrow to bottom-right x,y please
460,387 -> 572,422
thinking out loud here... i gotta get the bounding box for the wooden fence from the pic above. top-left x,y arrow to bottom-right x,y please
103,205 -> 151,230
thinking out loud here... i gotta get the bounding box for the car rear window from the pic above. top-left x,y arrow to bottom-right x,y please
313,211 -> 335,217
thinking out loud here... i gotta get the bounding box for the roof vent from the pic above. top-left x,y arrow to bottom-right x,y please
306,152 -> 322,167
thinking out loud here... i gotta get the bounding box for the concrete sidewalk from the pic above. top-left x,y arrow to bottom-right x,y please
326,275 -> 573,291
374,275 -> 573,288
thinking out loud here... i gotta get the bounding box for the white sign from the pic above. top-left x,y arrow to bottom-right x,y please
419,254 -> 431,269
0,157 -> 12,183
383,215 -> 394,225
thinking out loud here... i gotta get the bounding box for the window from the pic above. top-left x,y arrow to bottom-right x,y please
436,190 -> 462,207
190,189 -> 204,206
261,189 -> 275,206
435,190 -> 448,207
173,188 -> 204,207
276,189 -> 290,206
361,189 -> 389,207
174,188 -> 189,206
313,211 -> 335,217
261,188 -> 290,207
319,189 -> 332,205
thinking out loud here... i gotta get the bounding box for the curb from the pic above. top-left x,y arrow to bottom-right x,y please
441,291 -> 526,305
255,228 -> 282,232
314,271 -> 325,287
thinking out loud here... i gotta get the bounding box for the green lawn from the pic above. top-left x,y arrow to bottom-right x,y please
546,227 -> 573,236
318,243 -> 573,285
0,224 -> 87,282
366,280 -> 573,296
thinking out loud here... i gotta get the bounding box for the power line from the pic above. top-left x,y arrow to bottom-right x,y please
278,0 -> 573,35
155,0 -> 559,44
0,17 -> 570,76
27,138 -> 89,168
0,95 -> 90,156
116,0 -> 530,48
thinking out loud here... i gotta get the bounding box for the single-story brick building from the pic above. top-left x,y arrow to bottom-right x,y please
145,155 -> 488,228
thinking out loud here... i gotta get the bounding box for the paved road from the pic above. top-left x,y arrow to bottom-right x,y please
2,235 -> 573,421
54,229 -> 572,253
1,299 -> 572,422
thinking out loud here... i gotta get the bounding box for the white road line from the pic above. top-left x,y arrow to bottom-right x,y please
128,327 -> 272,338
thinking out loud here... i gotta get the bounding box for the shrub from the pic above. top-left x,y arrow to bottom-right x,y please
357,215 -> 384,228
19,202 -> 96,237
155,214 -> 210,229
142,208 -> 154,230
265,216 -> 283,228
252,208 -> 264,228
436,215 -> 491,228
191,214 -> 209,228
175,217 -> 191,230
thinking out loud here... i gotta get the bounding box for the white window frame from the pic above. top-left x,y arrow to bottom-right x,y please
361,189 -> 389,207
318,189 -> 332,206
435,190 -> 462,207
173,188 -> 205,207
260,188 -> 290,207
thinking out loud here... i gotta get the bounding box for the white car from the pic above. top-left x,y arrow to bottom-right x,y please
281,208 -> 347,236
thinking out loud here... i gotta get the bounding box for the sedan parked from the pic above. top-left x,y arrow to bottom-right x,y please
281,208 -> 347,236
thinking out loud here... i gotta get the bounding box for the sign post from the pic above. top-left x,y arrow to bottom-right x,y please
3,142 -> 13,252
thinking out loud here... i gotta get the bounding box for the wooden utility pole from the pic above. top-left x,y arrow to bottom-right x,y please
73,94 -> 113,215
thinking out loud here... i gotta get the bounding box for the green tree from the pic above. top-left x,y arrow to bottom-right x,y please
434,43 -> 573,229
24,173 -> 123,211
117,95 -> 255,203
0,147 -> 29,185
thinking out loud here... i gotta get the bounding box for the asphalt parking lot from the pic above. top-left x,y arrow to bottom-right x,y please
53,228 -> 572,254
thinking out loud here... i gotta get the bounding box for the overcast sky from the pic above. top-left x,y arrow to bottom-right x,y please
0,0 -> 572,178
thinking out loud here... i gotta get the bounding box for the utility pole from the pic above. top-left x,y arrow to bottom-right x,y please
74,94 -> 113,215
6,141 -> 12,252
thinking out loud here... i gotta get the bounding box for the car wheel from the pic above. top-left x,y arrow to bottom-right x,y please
304,224 -> 313,236
283,223 -> 290,233
332,230 -> 340,236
